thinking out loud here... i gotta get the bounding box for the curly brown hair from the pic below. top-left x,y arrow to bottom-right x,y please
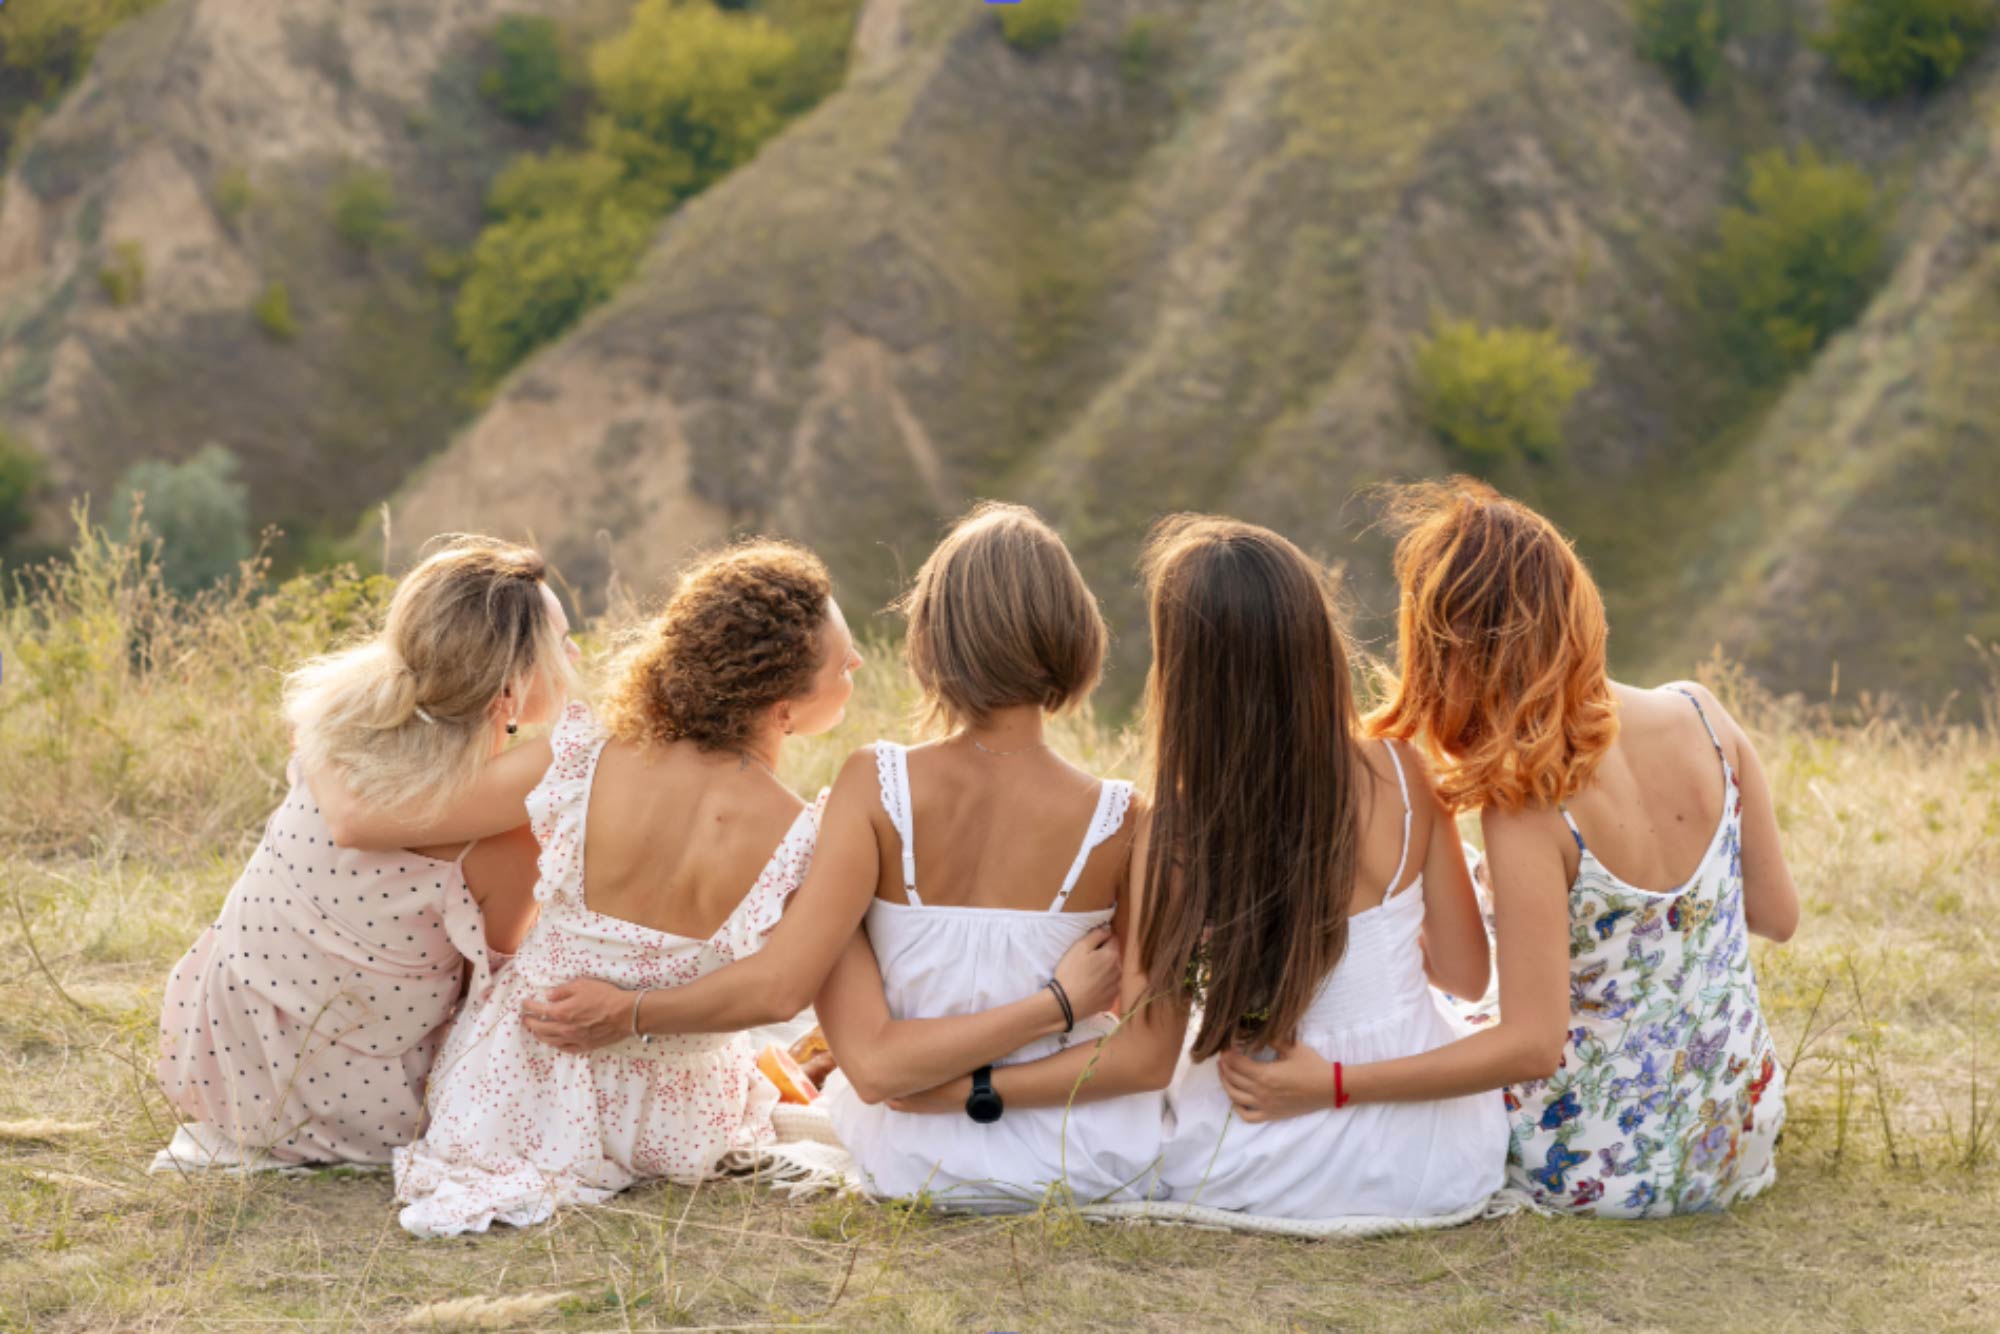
602,540 -> 833,753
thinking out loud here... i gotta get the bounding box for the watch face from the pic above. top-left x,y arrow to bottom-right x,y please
966,1091 -> 1003,1124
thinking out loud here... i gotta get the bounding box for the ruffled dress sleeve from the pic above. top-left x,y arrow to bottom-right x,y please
720,788 -> 828,960
523,702 -> 608,906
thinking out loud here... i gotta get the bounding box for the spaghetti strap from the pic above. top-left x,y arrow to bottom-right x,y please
1669,686 -> 1729,765
1381,740 -> 1415,897
1558,805 -> 1587,853
1050,780 -> 1133,912
453,838 -> 481,866
873,743 -> 922,906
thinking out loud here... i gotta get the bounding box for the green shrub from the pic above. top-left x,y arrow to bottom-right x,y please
0,428 -> 47,551
455,187 -> 656,381
1705,148 -> 1883,382
105,443 -> 253,596
213,166 -> 253,224
1001,0 -> 1082,52
1816,0 -> 1994,98
1413,319 -> 1594,463
1635,0 -> 1731,99
330,168 -> 397,251
480,15 -> 569,125
587,0 -> 798,203
253,280 -> 298,341
95,240 -> 145,307
1121,17 -> 1168,82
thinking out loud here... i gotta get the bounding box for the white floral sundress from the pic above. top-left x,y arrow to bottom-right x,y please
1478,687 -> 1786,1218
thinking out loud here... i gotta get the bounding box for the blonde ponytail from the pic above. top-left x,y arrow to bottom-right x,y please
283,536 -> 576,821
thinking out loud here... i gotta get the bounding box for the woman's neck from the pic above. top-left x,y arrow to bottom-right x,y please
739,722 -> 786,776
959,705 -> 1047,753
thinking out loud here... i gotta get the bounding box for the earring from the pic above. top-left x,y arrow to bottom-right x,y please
506,719 -> 519,736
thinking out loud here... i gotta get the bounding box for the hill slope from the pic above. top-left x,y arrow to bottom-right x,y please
0,0 -> 599,551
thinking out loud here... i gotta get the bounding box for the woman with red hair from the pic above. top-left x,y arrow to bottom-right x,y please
1218,479 -> 1800,1218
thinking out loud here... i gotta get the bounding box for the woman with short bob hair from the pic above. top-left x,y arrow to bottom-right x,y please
1219,479 -> 1800,1218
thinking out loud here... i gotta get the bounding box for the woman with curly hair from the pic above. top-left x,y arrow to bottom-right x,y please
379,540 -> 864,1236
1216,480 -> 1800,1219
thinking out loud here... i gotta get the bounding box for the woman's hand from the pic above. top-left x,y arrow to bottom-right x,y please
1052,926 -> 1122,1020
520,978 -> 634,1053
1216,1044 -> 1335,1123
887,1075 -> 972,1114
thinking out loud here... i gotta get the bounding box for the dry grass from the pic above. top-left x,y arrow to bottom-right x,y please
1,527 -> 1996,1331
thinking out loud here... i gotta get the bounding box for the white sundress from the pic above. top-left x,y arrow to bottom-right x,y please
1489,686 -> 1786,1217
392,702 -> 821,1238
821,743 -> 1167,1213
1159,741 -> 1509,1221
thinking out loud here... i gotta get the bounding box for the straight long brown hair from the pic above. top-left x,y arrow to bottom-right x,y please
1136,516 -> 1367,1061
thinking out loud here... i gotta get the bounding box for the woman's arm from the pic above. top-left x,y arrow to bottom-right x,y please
1403,749 -> 1491,1002
817,924 -> 1124,1105
308,737 -> 553,849
1676,682 -> 1799,943
459,824 -> 544,956
886,814 -> 1190,1114
520,748 -> 892,1049
1215,804 -> 1570,1119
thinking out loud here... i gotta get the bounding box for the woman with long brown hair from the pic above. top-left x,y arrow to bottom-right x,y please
1139,516 -> 1503,1219
1218,480 -> 1799,1218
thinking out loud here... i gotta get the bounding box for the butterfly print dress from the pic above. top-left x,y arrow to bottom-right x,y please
1499,688 -> 1786,1217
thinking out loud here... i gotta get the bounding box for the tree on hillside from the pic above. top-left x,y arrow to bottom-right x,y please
106,444 -> 253,596
1705,148 -> 1884,381
1818,0 -> 1995,99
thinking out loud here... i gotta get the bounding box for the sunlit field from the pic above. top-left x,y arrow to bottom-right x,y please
2,531 -> 1995,1331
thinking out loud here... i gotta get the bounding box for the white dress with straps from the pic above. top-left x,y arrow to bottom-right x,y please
1158,741 -> 1508,1220
392,703 -> 822,1237
821,742 -> 1168,1212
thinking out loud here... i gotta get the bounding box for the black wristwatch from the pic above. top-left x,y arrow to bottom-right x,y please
965,1065 -> 1003,1124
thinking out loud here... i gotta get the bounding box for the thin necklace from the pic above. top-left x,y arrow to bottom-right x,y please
967,734 -> 1048,757
736,748 -> 782,781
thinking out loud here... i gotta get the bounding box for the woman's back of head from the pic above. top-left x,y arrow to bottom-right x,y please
1367,476 -> 1618,814
587,540 -> 850,938
283,534 -> 576,821
877,503 -> 1128,915
1136,515 -> 1371,1061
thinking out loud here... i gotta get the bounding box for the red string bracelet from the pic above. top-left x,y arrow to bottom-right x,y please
1333,1060 -> 1350,1110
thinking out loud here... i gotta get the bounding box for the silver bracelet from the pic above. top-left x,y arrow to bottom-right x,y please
630,988 -> 652,1045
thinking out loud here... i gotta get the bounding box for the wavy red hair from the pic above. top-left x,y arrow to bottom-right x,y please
1366,478 -> 1617,813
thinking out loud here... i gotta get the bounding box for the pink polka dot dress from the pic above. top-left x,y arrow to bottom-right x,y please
157,764 -> 499,1165
392,703 -> 822,1238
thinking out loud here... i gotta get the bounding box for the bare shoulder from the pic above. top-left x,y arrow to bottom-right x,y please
1657,679 -> 1750,754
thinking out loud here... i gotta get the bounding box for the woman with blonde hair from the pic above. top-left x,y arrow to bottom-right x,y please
391,540 -> 864,1236
1218,480 -> 1800,1218
157,536 -> 580,1167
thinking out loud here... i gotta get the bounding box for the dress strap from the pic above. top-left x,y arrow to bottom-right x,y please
873,742 -> 921,906
1558,805 -> 1587,853
1669,686 -> 1730,771
1050,780 -> 1133,912
1381,740 -> 1415,898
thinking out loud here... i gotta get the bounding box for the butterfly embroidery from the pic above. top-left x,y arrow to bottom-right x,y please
1687,1026 -> 1727,1073
1528,1141 -> 1589,1194
1593,908 -> 1635,941
1538,1091 -> 1582,1130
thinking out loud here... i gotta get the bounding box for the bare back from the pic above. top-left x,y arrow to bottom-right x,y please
1348,739 -> 1432,915
581,739 -> 808,938
1556,683 -> 1733,892
870,742 -> 1135,914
